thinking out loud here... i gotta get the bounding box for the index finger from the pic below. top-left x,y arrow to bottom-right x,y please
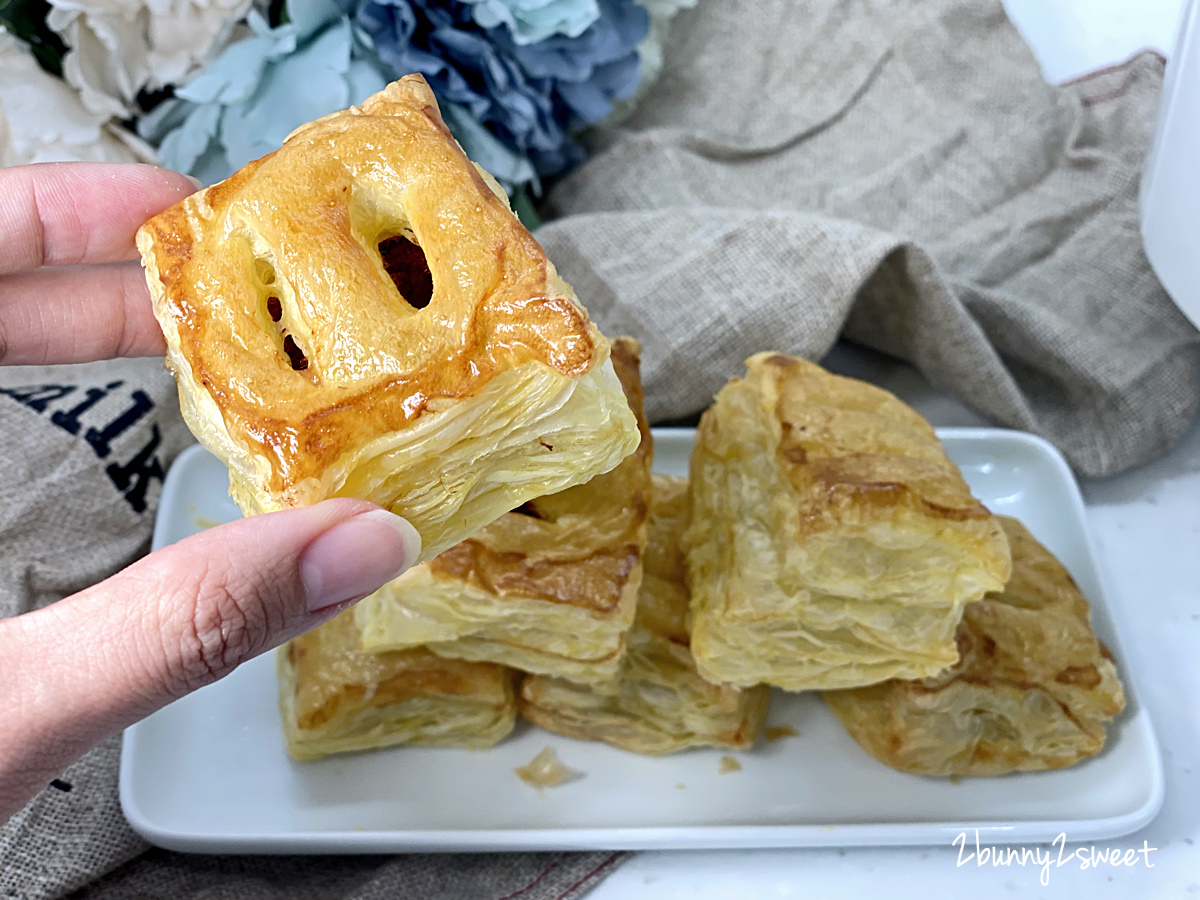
0,163 -> 198,276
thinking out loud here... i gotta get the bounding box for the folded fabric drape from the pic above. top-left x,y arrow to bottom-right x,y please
541,0 -> 1199,478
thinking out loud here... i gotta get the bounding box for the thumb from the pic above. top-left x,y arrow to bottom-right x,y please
0,498 -> 419,818
121,497 -> 420,698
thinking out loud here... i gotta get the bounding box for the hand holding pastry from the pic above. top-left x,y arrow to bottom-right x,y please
0,163 -> 421,822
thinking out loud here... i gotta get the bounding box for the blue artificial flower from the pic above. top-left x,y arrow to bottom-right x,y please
491,0 -> 647,124
357,0 -> 563,177
356,0 -> 487,119
356,0 -> 647,181
460,0 -> 599,46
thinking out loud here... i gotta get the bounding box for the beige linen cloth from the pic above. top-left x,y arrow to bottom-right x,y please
1,0 -> 1195,896
543,0 -> 1200,479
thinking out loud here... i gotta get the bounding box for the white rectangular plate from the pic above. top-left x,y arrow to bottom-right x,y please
122,427 -> 1163,853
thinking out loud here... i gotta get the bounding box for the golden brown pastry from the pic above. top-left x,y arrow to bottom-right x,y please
683,353 -> 1012,691
277,609 -> 516,760
518,475 -> 770,754
137,74 -> 640,561
355,337 -> 652,684
824,516 -> 1125,775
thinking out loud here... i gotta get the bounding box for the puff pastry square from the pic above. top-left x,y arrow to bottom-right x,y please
824,516 -> 1126,775
683,353 -> 1012,691
137,74 -> 640,561
355,337 -> 652,684
278,608 -> 516,760
518,475 -> 770,754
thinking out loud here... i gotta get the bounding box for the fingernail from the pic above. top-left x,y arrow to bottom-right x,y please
184,174 -> 204,190
299,510 -> 421,613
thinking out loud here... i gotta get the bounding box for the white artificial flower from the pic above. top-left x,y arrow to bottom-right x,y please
0,28 -> 153,166
47,0 -> 252,118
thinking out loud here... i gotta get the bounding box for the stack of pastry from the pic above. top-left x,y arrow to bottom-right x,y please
140,75 -> 1127,774
353,335 -> 653,687
683,352 -> 1014,692
276,333 -> 660,758
681,353 -> 1124,775
823,516 -> 1125,775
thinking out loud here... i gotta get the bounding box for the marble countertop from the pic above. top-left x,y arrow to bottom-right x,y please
589,1 -> 1200,895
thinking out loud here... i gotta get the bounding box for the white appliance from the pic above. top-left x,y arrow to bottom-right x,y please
1141,0 -> 1200,329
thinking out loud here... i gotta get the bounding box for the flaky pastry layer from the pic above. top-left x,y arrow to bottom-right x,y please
824,517 -> 1125,775
278,609 -> 515,760
519,475 -> 770,754
138,74 -> 639,561
355,338 -> 651,684
684,353 -> 1012,690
